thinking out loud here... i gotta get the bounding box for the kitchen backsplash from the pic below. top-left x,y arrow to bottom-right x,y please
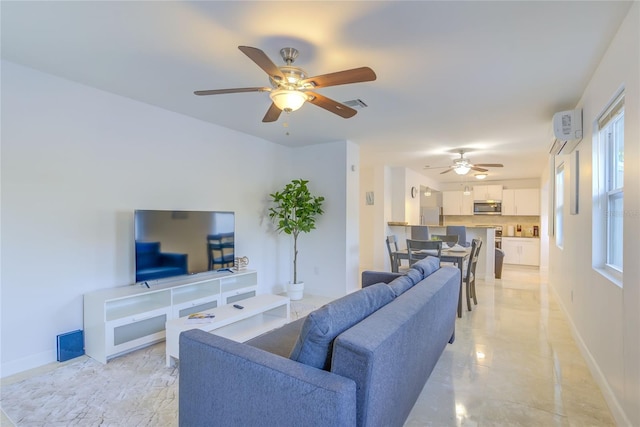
443,215 -> 540,237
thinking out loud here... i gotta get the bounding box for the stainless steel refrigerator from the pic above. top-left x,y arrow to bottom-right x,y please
420,207 -> 443,226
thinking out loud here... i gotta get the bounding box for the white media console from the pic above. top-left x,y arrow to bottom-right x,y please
83,269 -> 258,363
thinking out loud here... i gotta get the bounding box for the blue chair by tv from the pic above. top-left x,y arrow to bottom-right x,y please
135,241 -> 188,282
446,225 -> 470,247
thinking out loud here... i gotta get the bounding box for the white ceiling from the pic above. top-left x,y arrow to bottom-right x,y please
1,1 -> 632,185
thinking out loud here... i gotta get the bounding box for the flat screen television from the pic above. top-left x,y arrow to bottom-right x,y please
134,210 -> 235,283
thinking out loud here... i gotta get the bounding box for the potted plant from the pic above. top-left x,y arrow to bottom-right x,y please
269,179 -> 325,300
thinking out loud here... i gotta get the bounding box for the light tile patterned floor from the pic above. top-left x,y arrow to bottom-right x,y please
1,266 -> 614,426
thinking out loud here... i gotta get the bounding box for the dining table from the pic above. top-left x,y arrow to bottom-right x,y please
394,246 -> 471,317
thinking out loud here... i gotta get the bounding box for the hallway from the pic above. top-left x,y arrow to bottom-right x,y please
406,265 -> 615,426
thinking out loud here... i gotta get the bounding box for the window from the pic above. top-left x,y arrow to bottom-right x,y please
555,162 -> 564,248
595,92 -> 624,276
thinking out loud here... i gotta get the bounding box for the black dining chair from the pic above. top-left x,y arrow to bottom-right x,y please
386,235 -> 410,273
463,238 -> 482,309
406,239 -> 442,266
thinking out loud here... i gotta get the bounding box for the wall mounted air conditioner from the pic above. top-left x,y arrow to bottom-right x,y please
549,109 -> 583,155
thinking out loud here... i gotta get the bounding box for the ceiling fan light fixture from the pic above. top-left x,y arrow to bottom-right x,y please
454,165 -> 471,175
475,173 -> 488,180
270,89 -> 307,112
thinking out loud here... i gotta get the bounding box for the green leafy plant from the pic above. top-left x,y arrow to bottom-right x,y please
269,179 -> 325,284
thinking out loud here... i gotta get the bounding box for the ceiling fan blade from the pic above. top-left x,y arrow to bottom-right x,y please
238,46 -> 285,82
306,92 -> 357,118
194,87 -> 270,96
300,67 -> 377,88
471,166 -> 489,172
440,167 -> 455,174
474,163 -> 504,168
262,103 -> 282,123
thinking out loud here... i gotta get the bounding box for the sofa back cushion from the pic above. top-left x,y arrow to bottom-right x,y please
387,275 -> 413,297
410,256 -> 440,278
290,283 -> 395,370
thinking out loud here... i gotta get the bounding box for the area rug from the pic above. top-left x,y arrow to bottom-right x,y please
1,298 -> 327,426
1,342 -> 178,426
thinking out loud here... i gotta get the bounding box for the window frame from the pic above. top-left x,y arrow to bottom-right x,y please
555,162 -> 565,249
593,91 -> 624,284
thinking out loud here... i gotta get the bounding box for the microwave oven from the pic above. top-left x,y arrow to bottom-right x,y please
474,201 -> 502,215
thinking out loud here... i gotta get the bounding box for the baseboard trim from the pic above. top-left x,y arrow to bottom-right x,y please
1,349 -> 56,379
549,284 -> 631,426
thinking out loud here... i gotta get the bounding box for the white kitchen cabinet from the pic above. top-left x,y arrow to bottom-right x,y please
443,191 -> 473,215
502,189 -> 540,216
502,238 -> 540,266
473,184 -> 502,201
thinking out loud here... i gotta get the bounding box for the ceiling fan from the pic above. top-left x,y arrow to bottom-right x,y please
194,46 -> 377,123
425,150 -> 504,175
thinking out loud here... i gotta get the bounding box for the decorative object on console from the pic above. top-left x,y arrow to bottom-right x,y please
234,256 -> 249,270
269,179 -> 325,300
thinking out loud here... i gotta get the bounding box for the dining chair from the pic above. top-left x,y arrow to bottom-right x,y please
446,225 -> 469,247
431,234 -> 459,248
406,239 -> 442,266
410,225 -> 430,240
385,234 -> 400,273
463,238 -> 482,309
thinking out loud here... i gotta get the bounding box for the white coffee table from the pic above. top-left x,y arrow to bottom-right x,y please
165,294 -> 290,366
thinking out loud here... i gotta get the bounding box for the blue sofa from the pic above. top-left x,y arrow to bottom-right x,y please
135,241 -> 188,282
178,257 -> 460,427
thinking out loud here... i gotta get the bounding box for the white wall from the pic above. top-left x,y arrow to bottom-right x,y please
359,165 -> 390,273
544,4 -> 639,425
0,61 -> 352,376
288,141 -> 360,298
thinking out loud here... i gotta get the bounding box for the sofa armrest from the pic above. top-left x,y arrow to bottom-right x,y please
179,329 -> 356,427
361,270 -> 403,287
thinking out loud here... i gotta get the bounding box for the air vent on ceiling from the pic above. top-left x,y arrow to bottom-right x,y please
342,99 -> 368,109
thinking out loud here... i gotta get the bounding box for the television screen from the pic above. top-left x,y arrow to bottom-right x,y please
134,210 -> 235,283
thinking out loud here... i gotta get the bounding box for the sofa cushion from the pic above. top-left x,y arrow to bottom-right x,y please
387,275 -> 413,297
406,268 -> 423,285
290,283 -> 395,370
410,256 -> 440,278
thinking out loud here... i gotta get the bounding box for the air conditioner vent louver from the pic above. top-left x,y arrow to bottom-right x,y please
343,99 -> 368,109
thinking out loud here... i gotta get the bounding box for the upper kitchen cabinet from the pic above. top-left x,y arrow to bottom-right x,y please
502,188 -> 540,216
443,191 -> 473,215
473,184 -> 502,201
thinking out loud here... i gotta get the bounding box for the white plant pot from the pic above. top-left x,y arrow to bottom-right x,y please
288,282 -> 304,301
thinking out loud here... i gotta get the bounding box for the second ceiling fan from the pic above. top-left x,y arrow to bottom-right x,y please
194,46 -> 377,123
427,150 -> 504,175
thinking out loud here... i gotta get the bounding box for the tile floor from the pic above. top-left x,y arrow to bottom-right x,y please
1,265 -> 615,426
404,265 -> 615,426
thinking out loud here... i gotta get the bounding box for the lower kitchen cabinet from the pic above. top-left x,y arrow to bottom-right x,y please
502,237 -> 540,266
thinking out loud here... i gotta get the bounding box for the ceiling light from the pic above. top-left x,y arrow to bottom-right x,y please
424,187 -> 432,196
270,89 -> 307,112
475,173 -> 488,180
463,185 -> 471,196
454,165 -> 471,175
